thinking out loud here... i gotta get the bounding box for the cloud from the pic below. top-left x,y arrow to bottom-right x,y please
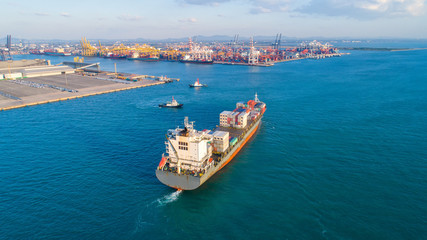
249,0 -> 297,14
179,0 -> 230,5
7,2 -> 21,7
179,17 -> 198,23
35,12 -> 49,16
298,0 -> 426,19
250,6 -> 272,14
179,0 -> 425,18
60,12 -> 71,17
181,0 -> 298,14
117,14 -> 142,21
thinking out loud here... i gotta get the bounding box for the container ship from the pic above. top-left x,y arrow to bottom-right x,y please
156,93 -> 266,190
103,53 -> 127,59
179,59 -> 213,64
30,49 -> 71,56
127,52 -> 159,61
44,50 -> 71,56
29,50 -> 44,55
179,55 -> 213,64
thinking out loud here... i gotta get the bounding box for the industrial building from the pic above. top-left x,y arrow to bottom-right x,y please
0,60 -> 75,80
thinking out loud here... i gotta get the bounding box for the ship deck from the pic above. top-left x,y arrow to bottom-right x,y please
159,117 -> 260,178
214,119 -> 254,138
211,119 -> 255,163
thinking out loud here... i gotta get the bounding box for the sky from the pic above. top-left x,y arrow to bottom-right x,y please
3,0 -> 427,40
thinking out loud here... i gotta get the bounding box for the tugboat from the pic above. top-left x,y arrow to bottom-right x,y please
159,96 -> 183,108
189,78 -> 207,88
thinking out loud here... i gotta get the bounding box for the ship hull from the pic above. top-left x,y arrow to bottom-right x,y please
158,104 -> 183,108
156,117 -> 262,190
45,52 -> 72,56
179,60 -> 213,64
128,57 -> 159,61
103,56 -> 127,59
155,170 -> 201,190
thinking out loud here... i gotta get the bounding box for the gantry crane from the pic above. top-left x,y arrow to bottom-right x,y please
80,37 -> 97,56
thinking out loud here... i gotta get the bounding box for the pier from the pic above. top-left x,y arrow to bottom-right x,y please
0,60 -> 177,111
63,61 -> 101,72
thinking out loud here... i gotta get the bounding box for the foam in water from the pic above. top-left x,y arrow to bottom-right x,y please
156,190 -> 182,206
133,190 -> 183,234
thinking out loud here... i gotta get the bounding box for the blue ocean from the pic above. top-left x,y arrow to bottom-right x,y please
1,42 -> 426,239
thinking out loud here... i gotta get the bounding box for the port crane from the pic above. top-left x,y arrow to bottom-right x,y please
80,37 -> 97,56
273,33 -> 282,50
160,48 -> 182,61
247,37 -> 259,65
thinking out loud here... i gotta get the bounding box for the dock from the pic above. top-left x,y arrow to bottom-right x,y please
0,61 -> 176,111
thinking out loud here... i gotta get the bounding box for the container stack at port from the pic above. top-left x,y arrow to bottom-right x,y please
27,36 -> 343,66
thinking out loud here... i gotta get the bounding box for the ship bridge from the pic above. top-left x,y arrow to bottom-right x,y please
165,117 -> 214,173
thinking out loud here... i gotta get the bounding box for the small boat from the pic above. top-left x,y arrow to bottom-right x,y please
159,96 -> 183,108
189,78 -> 207,88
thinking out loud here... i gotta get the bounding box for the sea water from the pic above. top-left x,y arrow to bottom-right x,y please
1,43 -> 426,239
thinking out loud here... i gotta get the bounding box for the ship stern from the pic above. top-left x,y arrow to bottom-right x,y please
156,170 -> 202,190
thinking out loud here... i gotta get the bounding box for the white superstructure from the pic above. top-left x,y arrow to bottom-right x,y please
165,117 -> 213,173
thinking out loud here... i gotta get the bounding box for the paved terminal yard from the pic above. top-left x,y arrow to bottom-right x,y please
0,72 -> 166,111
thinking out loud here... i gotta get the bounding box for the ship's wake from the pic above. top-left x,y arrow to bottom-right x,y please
132,190 -> 183,235
156,189 -> 182,206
